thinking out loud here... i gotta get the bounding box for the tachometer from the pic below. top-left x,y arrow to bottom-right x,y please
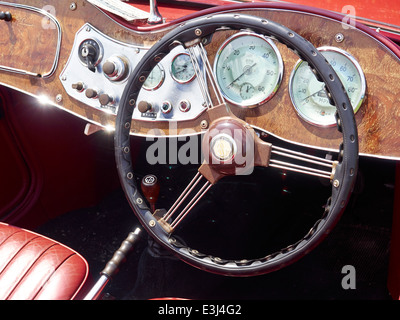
289,46 -> 366,127
214,32 -> 283,107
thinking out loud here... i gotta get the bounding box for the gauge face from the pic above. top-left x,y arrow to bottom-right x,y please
170,53 -> 196,83
214,32 -> 283,107
143,64 -> 165,91
289,47 -> 366,127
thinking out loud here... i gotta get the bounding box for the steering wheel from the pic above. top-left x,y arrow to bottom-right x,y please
115,13 -> 358,276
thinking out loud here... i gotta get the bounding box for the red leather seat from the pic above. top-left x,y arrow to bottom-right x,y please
0,222 -> 88,300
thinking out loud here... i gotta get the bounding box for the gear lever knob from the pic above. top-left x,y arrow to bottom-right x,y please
141,174 -> 160,212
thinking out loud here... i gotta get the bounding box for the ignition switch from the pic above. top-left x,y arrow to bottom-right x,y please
78,39 -> 102,72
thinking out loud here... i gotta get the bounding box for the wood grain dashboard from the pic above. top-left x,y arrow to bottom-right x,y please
1,1 -> 400,160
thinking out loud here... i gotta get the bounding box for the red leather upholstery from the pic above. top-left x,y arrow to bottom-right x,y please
0,222 -> 88,300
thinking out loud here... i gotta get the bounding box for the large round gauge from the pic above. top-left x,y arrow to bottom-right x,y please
214,32 -> 283,107
143,64 -> 165,91
170,53 -> 196,83
289,46 -> 366,127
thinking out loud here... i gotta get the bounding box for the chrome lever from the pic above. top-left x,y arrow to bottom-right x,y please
148,0 -> 163,25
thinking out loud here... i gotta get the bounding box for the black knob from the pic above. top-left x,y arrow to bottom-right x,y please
0,11 -> 12,22
138,101 -> 152,113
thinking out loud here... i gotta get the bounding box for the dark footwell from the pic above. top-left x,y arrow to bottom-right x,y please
36,157 -> 395,300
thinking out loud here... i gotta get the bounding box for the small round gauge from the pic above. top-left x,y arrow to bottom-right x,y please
214,32 -> 283,107
170,53 -> 196,83
289,47 -> 366,127
143,64 -> 165,91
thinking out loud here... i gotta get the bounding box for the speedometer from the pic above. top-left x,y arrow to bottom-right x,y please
289,46 -> 366,127
214,32 -> 283,107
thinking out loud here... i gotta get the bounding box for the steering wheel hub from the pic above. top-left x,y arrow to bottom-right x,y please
211,133 -> 237,162
201,116 -> 256,179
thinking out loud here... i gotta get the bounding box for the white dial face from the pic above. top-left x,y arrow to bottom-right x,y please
170,53 -> 196,83
143,64 -> 165,91
214,32 -> 283,107
289,47 -> 366,127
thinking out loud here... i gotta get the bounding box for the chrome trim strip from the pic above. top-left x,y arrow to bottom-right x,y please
0,1 -> 62,78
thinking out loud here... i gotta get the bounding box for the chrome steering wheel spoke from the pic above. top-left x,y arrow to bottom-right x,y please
269,145 -> 338,180
157,172 -> 212,232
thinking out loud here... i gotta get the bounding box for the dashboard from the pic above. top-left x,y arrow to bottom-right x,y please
1,1 -> 400,159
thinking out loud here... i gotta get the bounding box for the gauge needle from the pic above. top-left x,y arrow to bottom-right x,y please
302,88 -> 325,101
227,63 -> 257,88
175,65 -> 187,74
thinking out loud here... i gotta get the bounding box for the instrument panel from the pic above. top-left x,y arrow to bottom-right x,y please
134,46 -> 207,122
1,1 -> 400,159
61,24 -> 367,129
60,24 -> 208,122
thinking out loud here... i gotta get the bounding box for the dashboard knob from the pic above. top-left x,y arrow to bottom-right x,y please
0,11 -> 12,21
99,93 -> 113,106
141,174 -> 160,212
138,101 -> 152,113
103,61 -> 116,76
103,55 -> 129,81
71,82 -> 84,92
85,88 -> 98,99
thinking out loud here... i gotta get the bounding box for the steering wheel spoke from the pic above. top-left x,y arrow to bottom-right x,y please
269,145 -> 338,180
156,172 -> 212,233
187,42 -> 225,107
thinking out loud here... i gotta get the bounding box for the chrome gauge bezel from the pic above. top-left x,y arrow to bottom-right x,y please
213,31 -> 284,108
170,52 -> 196,84
289,46 -> 366,127
143,63 -> 165,91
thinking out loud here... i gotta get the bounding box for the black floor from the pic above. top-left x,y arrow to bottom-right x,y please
36,156 -> 396,300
